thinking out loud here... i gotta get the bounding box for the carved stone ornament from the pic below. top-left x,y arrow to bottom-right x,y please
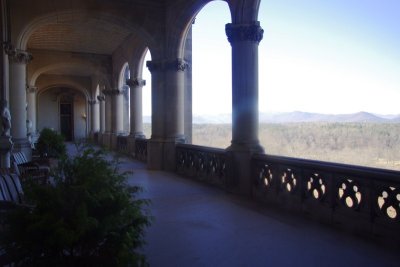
102,89 -> 122,96
5,44 -> 33,64
146,59 -> 189,72
146,61 -> 163,73
126,78 -> 146,87
88,100 -> 97,105
97,95 -> 105,101
165,59 -> 189,72
225,22 -> 264,44
26,85 -> 38,94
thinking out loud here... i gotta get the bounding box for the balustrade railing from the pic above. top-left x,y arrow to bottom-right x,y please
135,138 -> 147,162
116,135 -> 128,154
176,144 -> 227,188
252,153 -> 400,240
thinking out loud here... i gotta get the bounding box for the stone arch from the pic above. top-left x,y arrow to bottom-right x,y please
29,62 -> 104,87
167,0 -> 232,59
38,83 -> 90,101
118,62 -> 130,89
226,0 -> 261,23
37,84 -> 89,140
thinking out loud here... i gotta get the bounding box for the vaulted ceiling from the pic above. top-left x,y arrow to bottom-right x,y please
27,18 -> 132,55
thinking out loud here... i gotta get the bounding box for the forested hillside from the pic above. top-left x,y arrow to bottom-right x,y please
188,123 -> 400,171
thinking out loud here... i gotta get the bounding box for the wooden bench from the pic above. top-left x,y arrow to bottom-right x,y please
0,170 -> 24,206
11,152 -> 50,184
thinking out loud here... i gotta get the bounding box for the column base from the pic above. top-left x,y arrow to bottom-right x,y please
226,141 -> 264,196
147,138 -> 164,170
147,136 -> 185,171
101,132 -> 112,148
0,136 -> 14,168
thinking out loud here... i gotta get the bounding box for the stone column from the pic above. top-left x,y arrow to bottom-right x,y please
97,95 -> 105,133
112,88 -> 124,135
7,47 -> 32,156
225,22 -> 264,195
26,85 -> 37,134
145,59 -> 187,170
126,78 -> 145,157
111,88 -> 124,149
164,59 -> 187,171
146,60 -> 165,169
102,89 -> 113,148
127,78 -> 146,138
88,99 -> 99,135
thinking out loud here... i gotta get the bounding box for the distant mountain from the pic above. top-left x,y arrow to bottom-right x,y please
261,111 -> 400,123
191,111 -> 400,124
143,112 -> 400,124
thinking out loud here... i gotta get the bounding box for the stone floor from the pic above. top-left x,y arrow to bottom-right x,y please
67,143 -> 400,267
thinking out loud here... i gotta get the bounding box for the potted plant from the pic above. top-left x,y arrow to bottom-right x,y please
36,128 -> 67,159
0,144 -> 151,266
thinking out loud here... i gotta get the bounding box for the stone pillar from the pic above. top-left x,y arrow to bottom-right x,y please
111,88 -> 124,149
127,78 -> 146,138
164,59 -> 187,171
146,60 -> 165,169
26,85 -> 37,133
225,22 -> 264,195
102,89 -> 113,148
145,59 -> 187,170
97,95 -> 105,133
126,78 -> 145,156
7,47 -> 32,157
184,24 -> 193,144
112,88 -> 124,134
88,99 -> 99,135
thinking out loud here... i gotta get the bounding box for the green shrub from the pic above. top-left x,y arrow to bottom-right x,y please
36,128 -> 66,158
0,145 -> 151,266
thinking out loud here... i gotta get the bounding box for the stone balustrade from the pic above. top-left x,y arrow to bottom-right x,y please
135,138 -> 148,162
252,153 -> 400,242
176,144 -> 227,188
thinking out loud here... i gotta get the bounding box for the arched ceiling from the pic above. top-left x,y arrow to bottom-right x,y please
27,17 -> 132,55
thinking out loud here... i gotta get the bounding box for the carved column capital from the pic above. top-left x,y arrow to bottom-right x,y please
5,44 -> 33,64
165,59 -> 189,72
225,22 -> 264,44
88,100 -> 98,105
102,89 -> 117,96
146,61 -> 163,73
146,59 -> 190,73
26,85 -> 38,94
126,78 -> 146,87
97,95 -> 105,102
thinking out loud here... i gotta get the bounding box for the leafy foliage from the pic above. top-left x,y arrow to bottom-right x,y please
36,127 -> 67,158
1,145 -> 151,266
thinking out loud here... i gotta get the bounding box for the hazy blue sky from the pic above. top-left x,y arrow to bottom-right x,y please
143,0 -> 400,116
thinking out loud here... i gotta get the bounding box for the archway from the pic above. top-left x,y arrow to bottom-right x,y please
37,86 -> 88,141
191,1 -> 232,148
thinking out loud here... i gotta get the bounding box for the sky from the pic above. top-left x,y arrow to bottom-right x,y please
142,0 -> 400,116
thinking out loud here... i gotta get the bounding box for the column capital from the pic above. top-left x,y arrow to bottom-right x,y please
97,95 -> 105,101
5,44 -> 33,64
165,59 -> 189,72
88,100 -> 98,105
26,85 -> 38,93
126,78 -> 146,87
146,60 -> 163,73
102,89 -> 122,96
225,22 -> 264,44
146,59 -> 189,73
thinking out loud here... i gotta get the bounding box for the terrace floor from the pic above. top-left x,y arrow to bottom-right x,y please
67,143 -> 400,267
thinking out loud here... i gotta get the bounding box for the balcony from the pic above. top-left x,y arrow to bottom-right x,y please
111,139 -> 400,266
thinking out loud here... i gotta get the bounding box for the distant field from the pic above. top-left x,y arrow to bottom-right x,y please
143,122 -> 400,171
